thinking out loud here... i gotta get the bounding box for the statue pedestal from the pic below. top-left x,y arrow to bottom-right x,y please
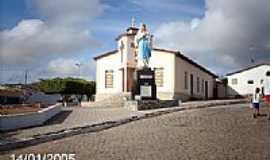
133,68 -> 157,100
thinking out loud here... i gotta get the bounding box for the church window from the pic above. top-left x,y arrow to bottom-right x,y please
120,41 -> 124,63
155,68 -> 164,87
130,42 -> 135,48
105,70 -> 113,88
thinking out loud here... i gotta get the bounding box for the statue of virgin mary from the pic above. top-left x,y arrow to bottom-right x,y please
135,23 -> 153,69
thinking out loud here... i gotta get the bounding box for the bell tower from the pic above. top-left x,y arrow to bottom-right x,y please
116,19 -> 138,67
116,18 -> 138,92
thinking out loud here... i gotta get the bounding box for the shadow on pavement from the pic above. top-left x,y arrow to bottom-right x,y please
44,110 -> 73,125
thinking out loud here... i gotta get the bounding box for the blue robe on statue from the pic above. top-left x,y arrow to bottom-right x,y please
138,36 -> 151,61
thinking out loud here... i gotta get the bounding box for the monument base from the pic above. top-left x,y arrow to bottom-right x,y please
133,67 -> 157,100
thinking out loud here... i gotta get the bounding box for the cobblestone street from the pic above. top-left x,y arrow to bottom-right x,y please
1,104 -> 270,160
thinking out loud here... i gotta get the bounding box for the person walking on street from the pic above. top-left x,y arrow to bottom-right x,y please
264,71 -> 270,120
252,88 -> 261,118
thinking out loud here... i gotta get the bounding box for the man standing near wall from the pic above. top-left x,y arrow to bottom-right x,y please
264,71 -> 270,120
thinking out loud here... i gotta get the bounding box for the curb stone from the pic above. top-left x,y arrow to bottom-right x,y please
0,99 -> 247,152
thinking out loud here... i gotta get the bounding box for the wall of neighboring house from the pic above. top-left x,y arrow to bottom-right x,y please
226,65 -> 270,97
174,56 -> 215,101
148,50 -> 175,100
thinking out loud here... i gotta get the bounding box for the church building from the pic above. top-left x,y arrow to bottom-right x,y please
94,24 -> 218,102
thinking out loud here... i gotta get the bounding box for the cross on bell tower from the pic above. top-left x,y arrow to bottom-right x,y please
131,17 -> 136,27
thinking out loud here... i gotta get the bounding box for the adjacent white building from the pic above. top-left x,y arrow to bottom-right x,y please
94,26 -> 218,102
226,63 -> 270,97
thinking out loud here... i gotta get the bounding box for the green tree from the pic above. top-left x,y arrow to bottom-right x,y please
38,77 -> 96,105
86,81 -> 96,101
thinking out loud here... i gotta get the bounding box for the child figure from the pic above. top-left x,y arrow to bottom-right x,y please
252,88 -> 261,118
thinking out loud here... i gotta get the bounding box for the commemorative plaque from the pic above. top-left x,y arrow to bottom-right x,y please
134,68 -> 157,100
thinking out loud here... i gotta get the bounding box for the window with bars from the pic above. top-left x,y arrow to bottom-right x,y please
155,68 -> 164,87
247,80 -> 254,84
231,78 -> 238,85
105,70 -> 113,88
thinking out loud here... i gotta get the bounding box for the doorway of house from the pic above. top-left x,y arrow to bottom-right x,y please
205,81 -> 208,99
190,74 -> 194,96
127,68 -> 135,92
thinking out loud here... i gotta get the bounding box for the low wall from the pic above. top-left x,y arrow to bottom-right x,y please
0,104 -> 62,131
124,100 -> 180,111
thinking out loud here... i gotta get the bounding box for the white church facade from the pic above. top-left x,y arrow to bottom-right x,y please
94,26 -> 218,102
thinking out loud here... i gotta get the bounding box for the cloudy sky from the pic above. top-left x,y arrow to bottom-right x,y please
0,0 -> 270,83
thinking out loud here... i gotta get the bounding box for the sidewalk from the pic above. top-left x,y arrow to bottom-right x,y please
0,107 -> 142,141
0,99 -> 248,151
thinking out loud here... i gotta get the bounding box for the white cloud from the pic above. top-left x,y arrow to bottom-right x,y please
47,59 -> 79,75
154,0 -> 270,74
0,0 -> 103,67
0,0 -> 103,83
44,58 -> 95,80
33,0 -> 103,26
0,19 -> 99,66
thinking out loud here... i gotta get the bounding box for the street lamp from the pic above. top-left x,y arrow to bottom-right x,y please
75,63 -> 82,78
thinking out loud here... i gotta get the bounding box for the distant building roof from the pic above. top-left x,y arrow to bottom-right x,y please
93,50 -> 118,60
226,63 -> 270,76
93,48 -> 218,78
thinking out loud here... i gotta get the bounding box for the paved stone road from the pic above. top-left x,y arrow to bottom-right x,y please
1,104 -> 270,160
0,99 -> 247,143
